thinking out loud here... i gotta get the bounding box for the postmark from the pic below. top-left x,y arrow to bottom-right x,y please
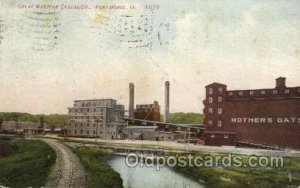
19,0 -> 61,52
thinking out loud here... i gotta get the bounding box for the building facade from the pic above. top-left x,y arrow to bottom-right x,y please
123,126 -> 158,140
134,101 -> 161,121
203,77 -> 300,148
67,99 -> 125,139
0,121 -> 44,135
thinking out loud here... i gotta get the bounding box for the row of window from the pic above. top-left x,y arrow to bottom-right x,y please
208,97 -> 222,103
210,134 -> 228,139
208,87 -> 223,95
228,88 -> 300,96
136,104 -> 157,109
74,123 -> 103,127
208,108 -> 222,115
70,119 -> 105,123
68,114 -> 104,117
69,108 -> 105,113
74,101 -> 116,108
72,123 -> 116,128
69,116 -> 104,120
208,120 -> 222,127
70,129 -> 116,135
136,108 -> 157,112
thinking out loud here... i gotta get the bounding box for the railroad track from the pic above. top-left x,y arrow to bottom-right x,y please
43,139 -> 85,188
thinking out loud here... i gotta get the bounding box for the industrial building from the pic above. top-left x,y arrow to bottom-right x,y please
203,77 -> 300,148
122,81 -> 182,141
134,101 -> 161,121
67,99 -> 125,139
128,81 -> 169,122
123,126 -> 158,140
0,121 -> 44,135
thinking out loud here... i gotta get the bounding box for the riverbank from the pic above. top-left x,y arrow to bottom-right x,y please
42,134 -> 300,158
44,135 -> 300,187
68,144 -> 123,188
0,137 -> 56,187
172,153 -> 300,188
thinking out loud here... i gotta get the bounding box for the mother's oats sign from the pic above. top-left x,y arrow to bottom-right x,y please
231,117 -> 300,124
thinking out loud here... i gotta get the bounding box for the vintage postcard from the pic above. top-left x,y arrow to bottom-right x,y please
0,0 -> 300,188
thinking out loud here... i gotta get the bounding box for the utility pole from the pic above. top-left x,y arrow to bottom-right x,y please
95,119 -> 99,144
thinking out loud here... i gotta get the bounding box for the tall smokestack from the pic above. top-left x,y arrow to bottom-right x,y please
129,83 -> 134,119
164,81 -> 170,123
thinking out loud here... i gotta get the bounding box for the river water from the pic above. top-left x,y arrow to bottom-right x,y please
108,156 -> 204,188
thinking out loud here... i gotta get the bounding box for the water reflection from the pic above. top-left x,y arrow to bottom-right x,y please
108,156 -> 204,188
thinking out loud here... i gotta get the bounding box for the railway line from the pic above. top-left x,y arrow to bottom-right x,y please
43,139 -> 85,188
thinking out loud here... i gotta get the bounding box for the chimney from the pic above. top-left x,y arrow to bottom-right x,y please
275,77 -> 286,89
164,81 -> 170,123
129,83 -> 134,118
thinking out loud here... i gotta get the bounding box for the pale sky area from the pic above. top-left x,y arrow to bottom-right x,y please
0,0 -> 299,114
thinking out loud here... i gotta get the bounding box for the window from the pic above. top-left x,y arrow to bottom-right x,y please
217,121 -> 222,127
87,131 -> 89,135
209,97 -> 213,103
208,120 -> 213,126
261,90 -> 266,95
285,89 -> 289,94
218,97 -> 222,102
208,108 -> 213,114
209,88 -> 213,95
218,108 -> 222,114
224,134 -> 229,139
218,87 -> 223,93
250,91 -> 254,95
210,134 -> 215,138
228,92 -> 233,96
238,91 -> 243,96
273,90 -> 277,94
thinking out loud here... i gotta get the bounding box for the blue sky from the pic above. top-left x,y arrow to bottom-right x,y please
0,0 -> 299,114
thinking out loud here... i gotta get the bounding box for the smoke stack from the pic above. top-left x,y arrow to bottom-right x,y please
275,77 -> 286,89
129,83 -> 134,118
164,81 -> 170,123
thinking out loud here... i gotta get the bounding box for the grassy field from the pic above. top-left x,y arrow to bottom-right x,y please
172,153 -> 300,188
70,146 -> 123,188
0,137 -> 56,187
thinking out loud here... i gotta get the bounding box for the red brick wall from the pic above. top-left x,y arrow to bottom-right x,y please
223,99 -> 300,148
203,81 -> 300,148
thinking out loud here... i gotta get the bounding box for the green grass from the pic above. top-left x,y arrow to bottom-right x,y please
71,146 -> 123,188
173,153 -> 300,188
0,138 -> 56,187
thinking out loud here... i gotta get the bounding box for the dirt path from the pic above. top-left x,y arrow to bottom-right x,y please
43,139 -> 86,188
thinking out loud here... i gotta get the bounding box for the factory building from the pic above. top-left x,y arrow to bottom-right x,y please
134,101 -> 161,121
0,121 -> 44,135
67,99 -> 125,139
203,77 -> 300,148
123,126 -> 158,140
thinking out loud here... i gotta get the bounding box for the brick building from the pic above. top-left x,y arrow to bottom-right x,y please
203,77 -> 300,148
134,101 -> 161,121
67,99 -> 125,139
